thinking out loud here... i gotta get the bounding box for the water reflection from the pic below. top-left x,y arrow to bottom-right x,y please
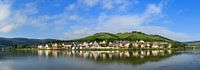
37,50 -> 174,64
1,49 -> 200,70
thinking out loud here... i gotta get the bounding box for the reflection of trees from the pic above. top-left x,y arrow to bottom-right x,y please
0,50 -> 176,65
0,50 -> 39,61
68,50 -> 175,65
37,50 -> 176,65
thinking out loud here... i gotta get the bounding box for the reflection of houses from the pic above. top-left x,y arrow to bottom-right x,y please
38,50 -> 174,61
36,50 -> 174,65
62,50 -> 173,60
38,50 -> 58,57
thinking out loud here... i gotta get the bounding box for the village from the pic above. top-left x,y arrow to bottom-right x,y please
37,40 -> 172,50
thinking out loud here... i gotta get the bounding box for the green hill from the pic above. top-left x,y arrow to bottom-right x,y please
78,32 -> 119,41
77,31 -> 185,47
0,37 -> 56,47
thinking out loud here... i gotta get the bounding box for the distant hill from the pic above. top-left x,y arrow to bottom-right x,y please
185,41 -> 200,46
77,31 -> 185,47
0,37 -> 56,47
78,31 -> 172,41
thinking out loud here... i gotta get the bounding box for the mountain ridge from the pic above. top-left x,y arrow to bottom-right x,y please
0,37 -> 56,47
185,41 -> 200,46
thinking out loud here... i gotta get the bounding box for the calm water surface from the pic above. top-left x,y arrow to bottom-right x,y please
0,49 -> 200,70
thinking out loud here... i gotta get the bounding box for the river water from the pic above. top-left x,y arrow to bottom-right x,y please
0,49 -> 200,70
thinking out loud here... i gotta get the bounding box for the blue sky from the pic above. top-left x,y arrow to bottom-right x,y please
0,0 -> 200,42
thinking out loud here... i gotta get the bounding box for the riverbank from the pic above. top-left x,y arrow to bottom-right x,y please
8,47 -> 197,51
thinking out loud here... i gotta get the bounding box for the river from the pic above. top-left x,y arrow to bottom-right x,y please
0,49 -> 200,70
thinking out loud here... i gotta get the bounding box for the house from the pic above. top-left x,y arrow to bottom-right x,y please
79,44 -> 83,49
38,45 -> 44,49
152,42 -> 159,48
133,43 -> 139,48
168,43 -> 172,48
52,43 -> 58,49
140,44 -> 146,48
99,41 -> 107,47
71,44 -> 80,49
125,43 -> 130,48
108,42 -> 114,47
62,43 -> 71,49
99,41 -> 106,44
146,42 -> 151,48
92,41 -> 100,48
66,45 -> 72,48
120,41 -> 128,48
139,40 -> 145,43
89,42 -> 93,45
83,42 -> 89,48
139,40 -> 146,48
37,44 -> 50,49
45,44 -> 50,49
119,43 -> 123,48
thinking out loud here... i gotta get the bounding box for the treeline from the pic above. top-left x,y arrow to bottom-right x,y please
0,37 -> 57,48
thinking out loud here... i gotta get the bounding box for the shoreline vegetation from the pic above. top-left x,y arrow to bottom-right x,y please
7,47 -> 197,51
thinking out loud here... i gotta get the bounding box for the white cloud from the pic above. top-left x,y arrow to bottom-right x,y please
102,1 -> 113,9
64,28 -> 94,40
22,3 -> 38,15
0,3 -> 10,21
0,24 -> 14,33
0,0 -> 82,33
79,0 -> 136,11
96,15 -> 143,32
68,15 -> 80,20
0,1 -> 14,33
0,13 -> 28,33
0,1 -> 36,33
95,3 -> 162,33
